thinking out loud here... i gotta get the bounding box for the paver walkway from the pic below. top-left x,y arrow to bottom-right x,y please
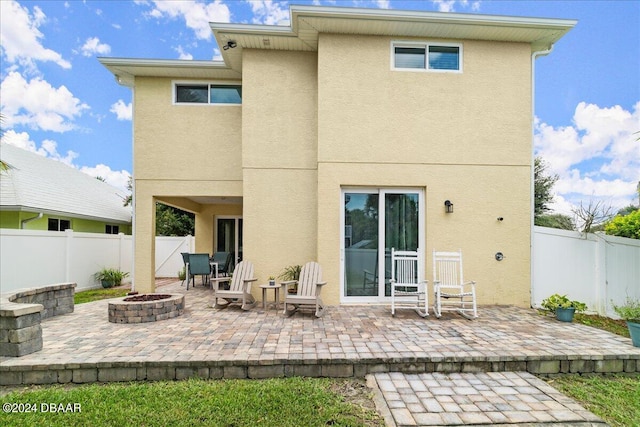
2,279 -> 637,425
369,371 -> 608,426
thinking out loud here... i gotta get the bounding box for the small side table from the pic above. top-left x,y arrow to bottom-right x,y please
259,283 -> 281,310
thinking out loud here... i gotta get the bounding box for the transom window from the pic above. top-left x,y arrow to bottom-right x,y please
174,83 -> 242,104
392,42 -> 462,72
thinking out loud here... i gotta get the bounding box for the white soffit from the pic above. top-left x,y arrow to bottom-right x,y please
99,58 -> 241,87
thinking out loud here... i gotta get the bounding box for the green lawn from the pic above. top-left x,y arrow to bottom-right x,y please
0,378 -> 383,427
546,375 -> 639,427
74,287 -> 129,304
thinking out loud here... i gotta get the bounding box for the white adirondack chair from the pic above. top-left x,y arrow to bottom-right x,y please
282,261 -> 327,317
211,260 -> 257,311
390,248 -> 428,317
432,250 -> 477,319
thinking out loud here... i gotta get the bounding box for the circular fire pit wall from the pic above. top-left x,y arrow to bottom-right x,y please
108,294 -> 185,323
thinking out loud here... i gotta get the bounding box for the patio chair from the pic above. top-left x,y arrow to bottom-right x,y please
211,260 -> 257,310
186,253 -> 211,290
432,249 -> 477,319
181,252 -> 190,286
210,251 -> 232,277
282,261 -> 327,317
390,248 -> 428,317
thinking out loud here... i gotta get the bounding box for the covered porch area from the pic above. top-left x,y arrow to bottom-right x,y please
133,181 -> 243,293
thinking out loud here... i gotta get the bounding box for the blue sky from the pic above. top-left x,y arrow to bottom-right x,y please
1,0 -> 638,216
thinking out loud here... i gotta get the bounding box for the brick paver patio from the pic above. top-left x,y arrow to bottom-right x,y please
2,279 -> 637,425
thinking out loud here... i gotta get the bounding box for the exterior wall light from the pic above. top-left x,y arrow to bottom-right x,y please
444,200 -> 453,213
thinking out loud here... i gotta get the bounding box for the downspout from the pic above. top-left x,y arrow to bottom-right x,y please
21,212 -> 43,229
530,45 -> 554,308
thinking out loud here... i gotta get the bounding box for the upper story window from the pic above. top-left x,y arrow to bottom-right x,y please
392,42 -> 462,72
174,83 -> 242,105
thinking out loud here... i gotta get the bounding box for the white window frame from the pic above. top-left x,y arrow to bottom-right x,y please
172,80 -> 242,105
391,41 -> 463,73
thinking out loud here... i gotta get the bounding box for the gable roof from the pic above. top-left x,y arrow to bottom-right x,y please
100,5 -> 576,86
0,143 -> 131,224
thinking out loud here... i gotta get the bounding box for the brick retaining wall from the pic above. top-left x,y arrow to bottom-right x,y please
0,283 -> 76,357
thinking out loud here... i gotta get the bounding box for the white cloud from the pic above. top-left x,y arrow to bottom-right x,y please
1,130 -> 78,166
109,100 -> 132,121
80,164 -> 131,193
535,102 -> 640,213
175,45 -> 193,60
246,0 -> 290,25
431,0 -> 481,12
432,0 -> 456,12
0,0 -> 71,70
0,72 -> 89,132
80,37 -> 111,57
142,0 -> 231,40
1,130 -> 130,192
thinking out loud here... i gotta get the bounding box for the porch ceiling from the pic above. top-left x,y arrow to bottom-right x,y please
186,196 -> 243,205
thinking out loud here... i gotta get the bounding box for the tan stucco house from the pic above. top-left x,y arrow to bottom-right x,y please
100,5 -> 575,307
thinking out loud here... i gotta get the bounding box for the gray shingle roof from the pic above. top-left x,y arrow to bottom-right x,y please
0,143 -> 131,223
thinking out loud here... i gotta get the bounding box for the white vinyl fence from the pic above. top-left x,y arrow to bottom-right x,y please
2,227 -> 638,316
0,229 -> 193,295
532,226 -> 640,317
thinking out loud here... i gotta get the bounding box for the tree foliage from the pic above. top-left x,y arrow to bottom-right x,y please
535,213 -> 574,230
604,209 -> 640,239
534,157 -> 557,217
572,200 -> 615,234
155,203 -> 195,236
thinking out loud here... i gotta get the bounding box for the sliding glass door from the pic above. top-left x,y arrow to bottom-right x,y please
216,217 -> 243,269
342,189 -> 423,301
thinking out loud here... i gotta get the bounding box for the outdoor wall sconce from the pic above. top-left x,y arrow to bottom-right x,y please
223,40 -> 237,50
444,200 -> 453,213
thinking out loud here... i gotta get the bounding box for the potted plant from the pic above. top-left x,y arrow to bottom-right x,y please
94,268 -> 129,289
613,297 -> 640,347
541,293 -> 587,322
268,276 -> 276,286
278,265 -> 301,293
178,266 -> 186,282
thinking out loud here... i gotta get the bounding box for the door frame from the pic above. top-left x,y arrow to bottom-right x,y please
340,187 -> 425,303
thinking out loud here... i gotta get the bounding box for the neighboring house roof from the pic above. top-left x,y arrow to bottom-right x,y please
100,5 -> 576,86
0,143 -> 131,224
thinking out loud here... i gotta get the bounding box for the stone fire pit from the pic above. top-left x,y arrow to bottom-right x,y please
108,293 -> 184,323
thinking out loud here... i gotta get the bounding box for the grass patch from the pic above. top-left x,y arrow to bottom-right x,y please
546,375 -> 640,427
573,313 -> 630,338
74,287 -> 129,304
0,378 -> 383,427
537,310 -> 630,338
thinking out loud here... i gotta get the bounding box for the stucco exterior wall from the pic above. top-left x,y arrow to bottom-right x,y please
316,34 -> 532,306
134,77 -> 243,181
129,35 -> 534,307
132,77 -> 244,292
241,50 -> 319,285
